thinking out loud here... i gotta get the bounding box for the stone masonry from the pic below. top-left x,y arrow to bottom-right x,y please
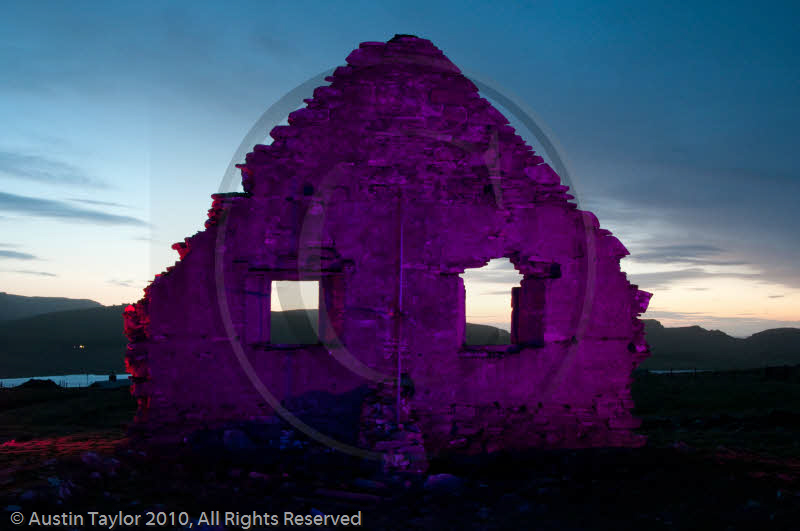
124,35 -> 652,469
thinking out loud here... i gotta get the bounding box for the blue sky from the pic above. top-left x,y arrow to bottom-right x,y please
1,1 -> 798,336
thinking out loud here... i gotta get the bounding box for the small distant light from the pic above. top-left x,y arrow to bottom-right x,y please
79,344 -> 85,349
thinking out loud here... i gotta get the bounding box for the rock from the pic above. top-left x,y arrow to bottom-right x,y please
57,483 -> 72,499
352,478 -> 387,491
498,493 -> 530,514
423,473 -> 464,494
106,457 -> 121,476
744,499 -> 761,510
672,441 -> 691,453
81,451 -> 103,467
313,488 -> 382,503
223,429 -> 257,451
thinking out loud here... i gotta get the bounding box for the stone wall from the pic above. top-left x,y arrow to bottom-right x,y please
124,35 -> 652,465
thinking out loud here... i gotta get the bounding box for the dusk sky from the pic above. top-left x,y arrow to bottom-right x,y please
1,1 -> 798,337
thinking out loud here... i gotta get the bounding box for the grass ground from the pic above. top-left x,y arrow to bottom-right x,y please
0,384 -> 135,443
633,368 -> 800,456
0,370 -> 799,530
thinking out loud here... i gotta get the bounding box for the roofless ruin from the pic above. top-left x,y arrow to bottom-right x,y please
124,35 -> 652,470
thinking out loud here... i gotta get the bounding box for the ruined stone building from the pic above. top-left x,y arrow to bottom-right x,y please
124,35 -> 652,467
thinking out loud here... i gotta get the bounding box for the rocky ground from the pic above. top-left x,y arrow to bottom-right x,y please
1,370 -> 799,530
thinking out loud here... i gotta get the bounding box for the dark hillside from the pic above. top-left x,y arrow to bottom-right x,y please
0,305 -> 127,378
1,304 -> 797,377
0,292 -> 101,322
641,319 -> 800,370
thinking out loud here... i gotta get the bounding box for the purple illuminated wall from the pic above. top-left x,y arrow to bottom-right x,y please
124,35 -> 652,465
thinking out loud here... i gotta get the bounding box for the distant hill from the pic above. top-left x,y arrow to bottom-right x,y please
0,297 -> 797,378
0,305 -> 128,378
0,292 -> 101,322
0,306 -> 511,378
464,323 -> 511,345
640,319 -> 800,370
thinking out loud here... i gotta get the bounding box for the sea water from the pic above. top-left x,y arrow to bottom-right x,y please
0,373 -> 130,388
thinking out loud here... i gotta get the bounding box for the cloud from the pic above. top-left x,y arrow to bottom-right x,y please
481,289 -> 516,296
0,249 -> 37,260
575,158 -> 800,291
7,269 -> 56,277
251,32 -> 294,56
466,270 -> 523,284
0,151 -> 105,187
628,243 -> 747,267
645,310 -> 800,337
107,279 -> 135,287
69,198 -> 130,209
485,259 -> 517,271
462,258 -> 524,284
627,267 -> 762,290
768,295 -> 785,299
0,192 -> 147,226
645,310 -> 716,319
